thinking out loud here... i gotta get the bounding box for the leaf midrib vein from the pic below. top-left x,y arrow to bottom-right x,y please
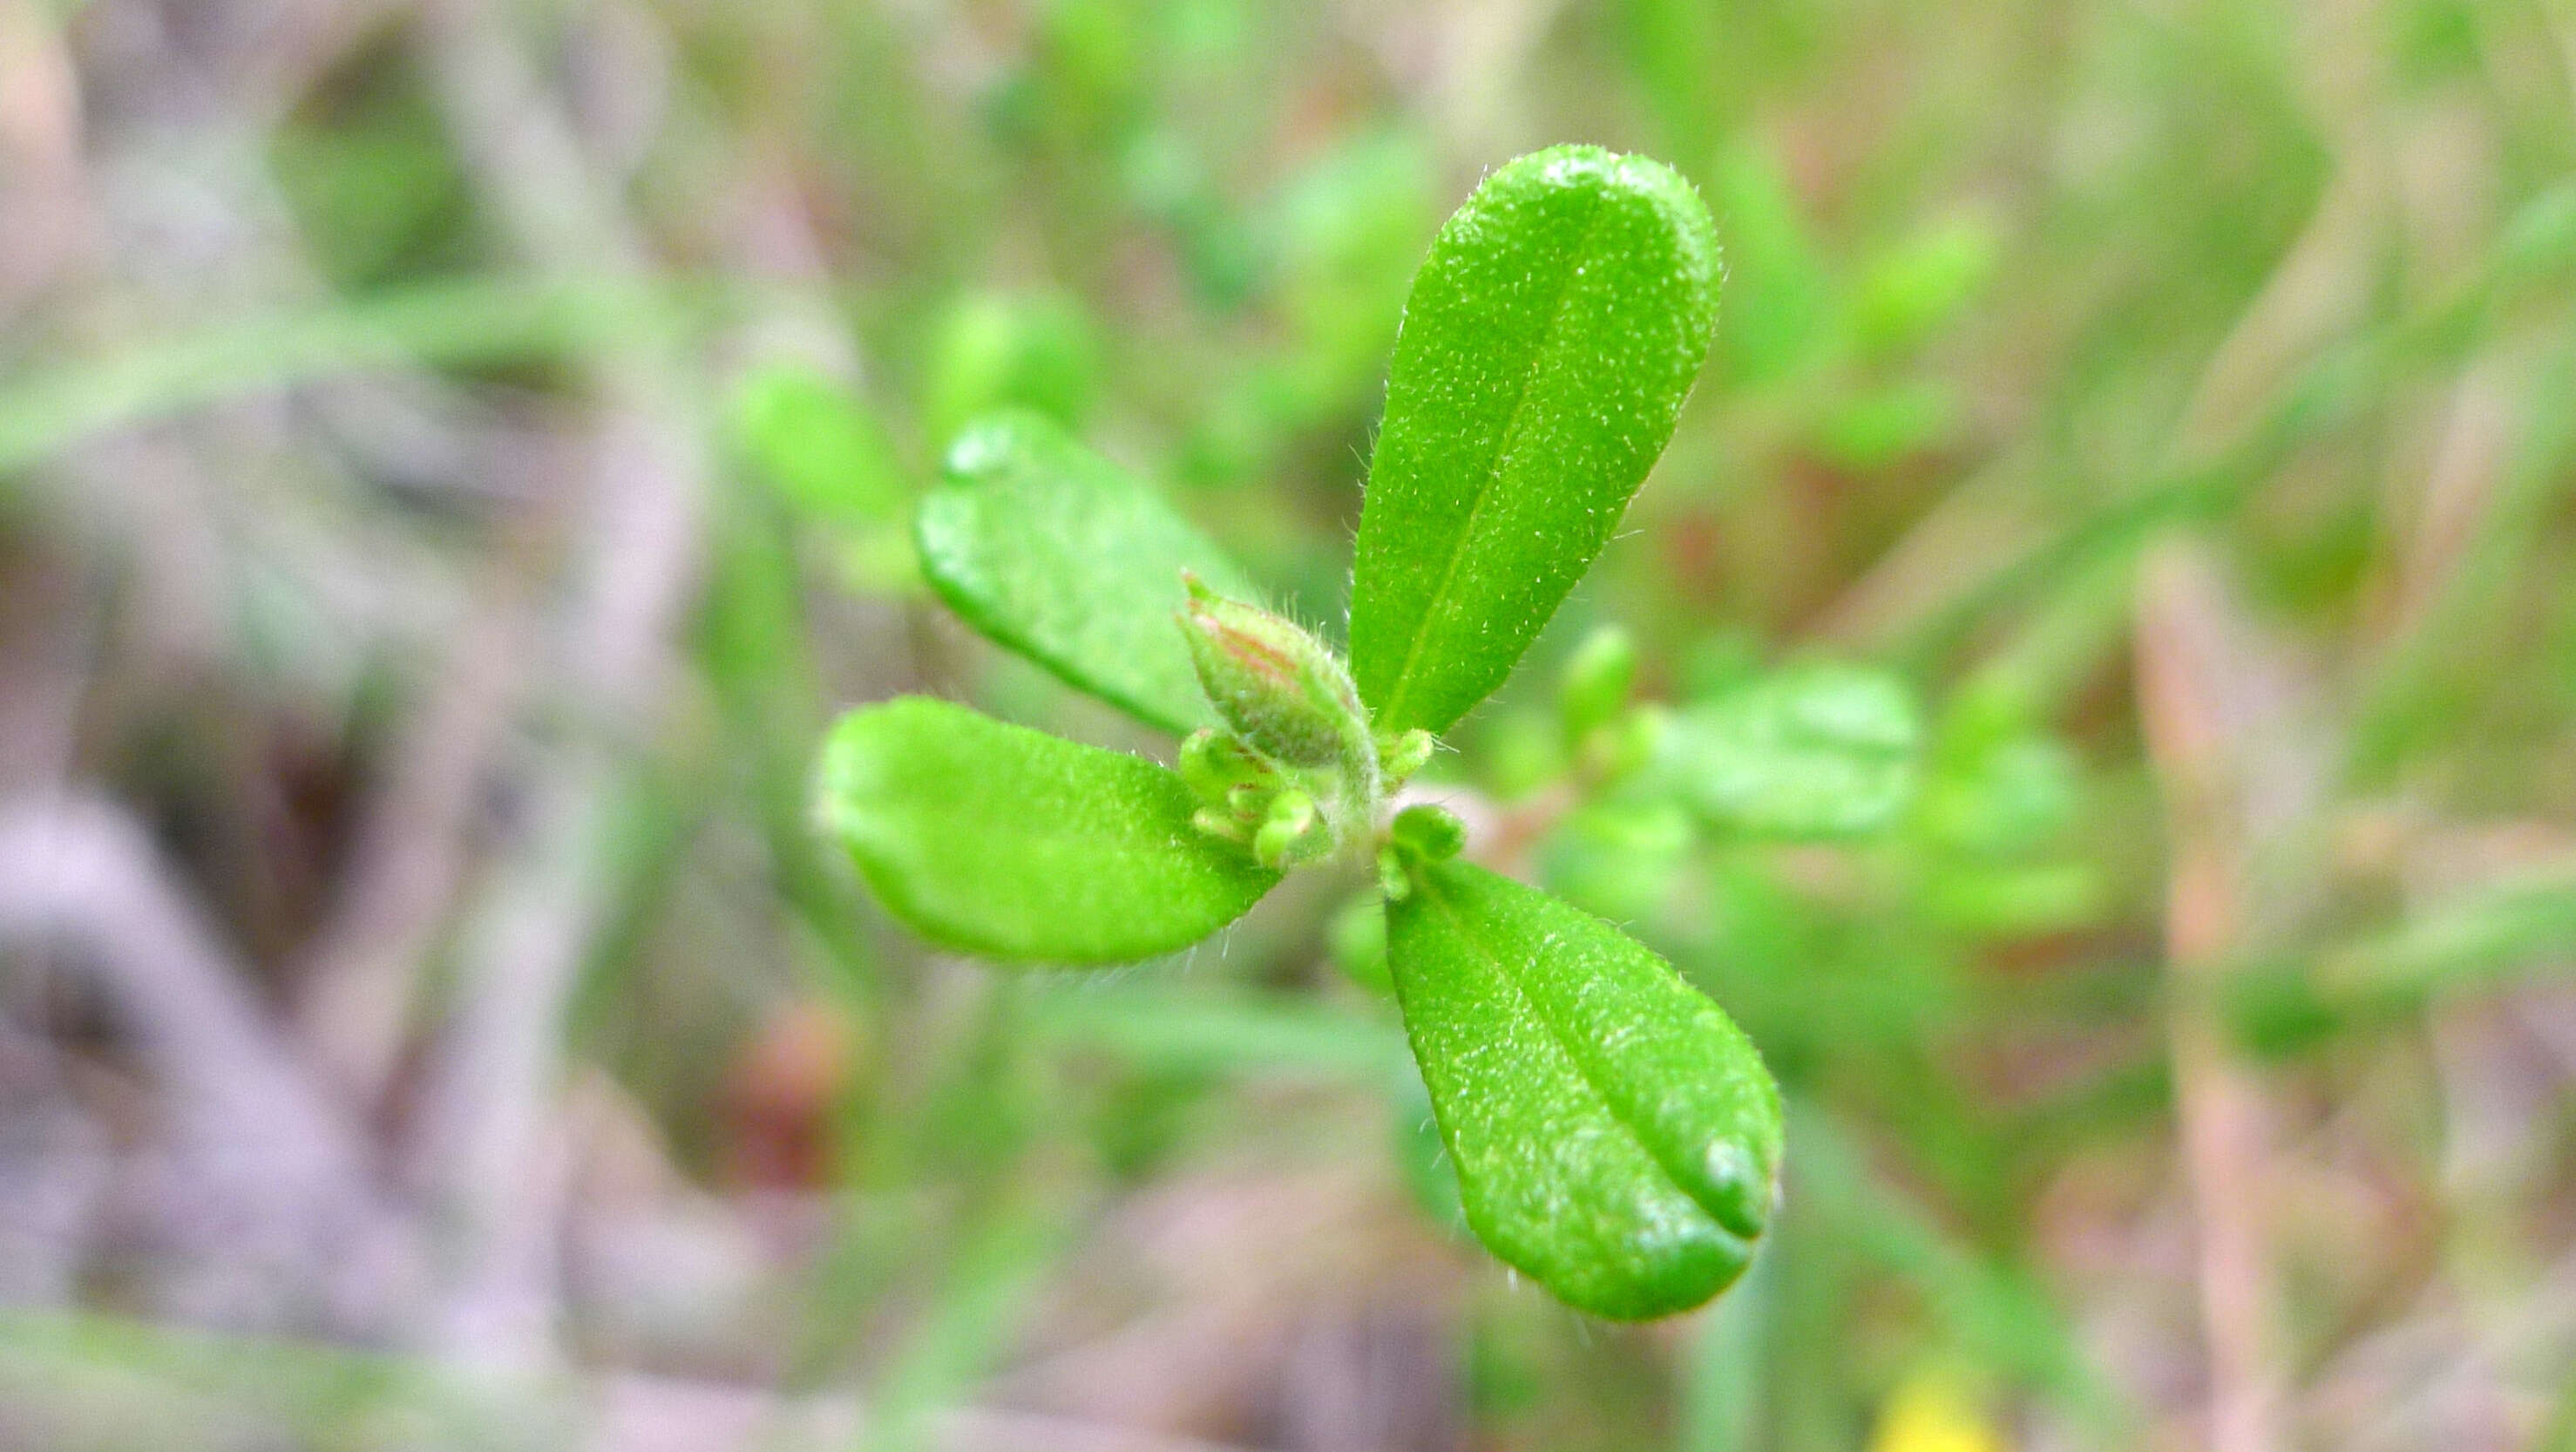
1416,872 -> 1708,1219
1379,187 -> 1617,730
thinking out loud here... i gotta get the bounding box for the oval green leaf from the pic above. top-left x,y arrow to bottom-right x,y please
816,696 -> 1277,964
917,411 -> 1265,734
1664,663 -> 1922,839
1386,858 -> 1782,1320
1349,146 -> 1720,737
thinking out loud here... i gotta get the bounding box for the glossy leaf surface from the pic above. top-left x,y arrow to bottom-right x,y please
1386,858 -> 1781,1320
1349,146 -> 1719,736
817,697 -> 1276,964
1665,664 -> 1922,838
917,412 -> 1263,733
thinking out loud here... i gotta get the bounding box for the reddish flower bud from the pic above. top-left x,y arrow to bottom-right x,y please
1177,572 -> 1367,771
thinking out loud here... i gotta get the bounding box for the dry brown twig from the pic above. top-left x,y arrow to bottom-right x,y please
2134,544 -> 2289,1452
398,0 -> 710,1367
292,514 -> 548,1107
0,792 -> 417,1333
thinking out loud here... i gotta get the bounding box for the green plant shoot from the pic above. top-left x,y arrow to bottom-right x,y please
816,145 -> 1782,1320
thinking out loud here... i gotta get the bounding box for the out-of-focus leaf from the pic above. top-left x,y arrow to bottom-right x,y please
1271,129 -> 1440,395
1847,214 -> 2000,360
1619,0 -> 1725,164
1919,861 -> 2103,936
0,1308 -> 542,1447
1920,732 -> 2080,858
2233,876 -> 2576,1052
1707,140 -> 1832,385
2224,960 -> 2349,1059
269,98 -> 471,290
2539,1372 -> 2576,1452
1349,146 -> 1720,737
916,411 -> 1263,733
1539,795 -> 1693,925
1789,1103 -> 2123,1433
1386,858 -> 1781,1320
862,1196 -> 1071,1452
923,290 -> 1100,445
1666,664 -> 1923,838
815,697 -> 1276,964
729,364 -> 910,527
1680,1238 -> 1773,1452
1174,133 -> 1438,486
1027,0 -> 1146,142
1480,709 -> 1569,801
1327,890 -> 1393,994
1909,695 -> 2099,934
2495,180 -> 2576,288
1025,981 -> 1402,1078
1557,624 -> 1639,748
1813,380 -> 1963,471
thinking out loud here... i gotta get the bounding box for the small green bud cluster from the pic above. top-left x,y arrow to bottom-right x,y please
1377,803 -> 1466,900
1175,573 -> 1437,870
1177,728 -> 1339,867
1562,625 -> 1669,781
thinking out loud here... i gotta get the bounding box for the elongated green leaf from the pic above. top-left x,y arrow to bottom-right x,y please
1386,858 -> 1781,1320
917,412 -> 1264,733
1349,146 -> 1719,736
816,697 -> 1276,963
1664,664 -> 1922,838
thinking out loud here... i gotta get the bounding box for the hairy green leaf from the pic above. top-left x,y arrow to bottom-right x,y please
917,412 -> 1264,733
1665,664 -> 1922,838
816,697 -> 1277,964
1386,858 -> 1781,1320
1390,1052 -> 1469,1239
1349,145 -> 1721,737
